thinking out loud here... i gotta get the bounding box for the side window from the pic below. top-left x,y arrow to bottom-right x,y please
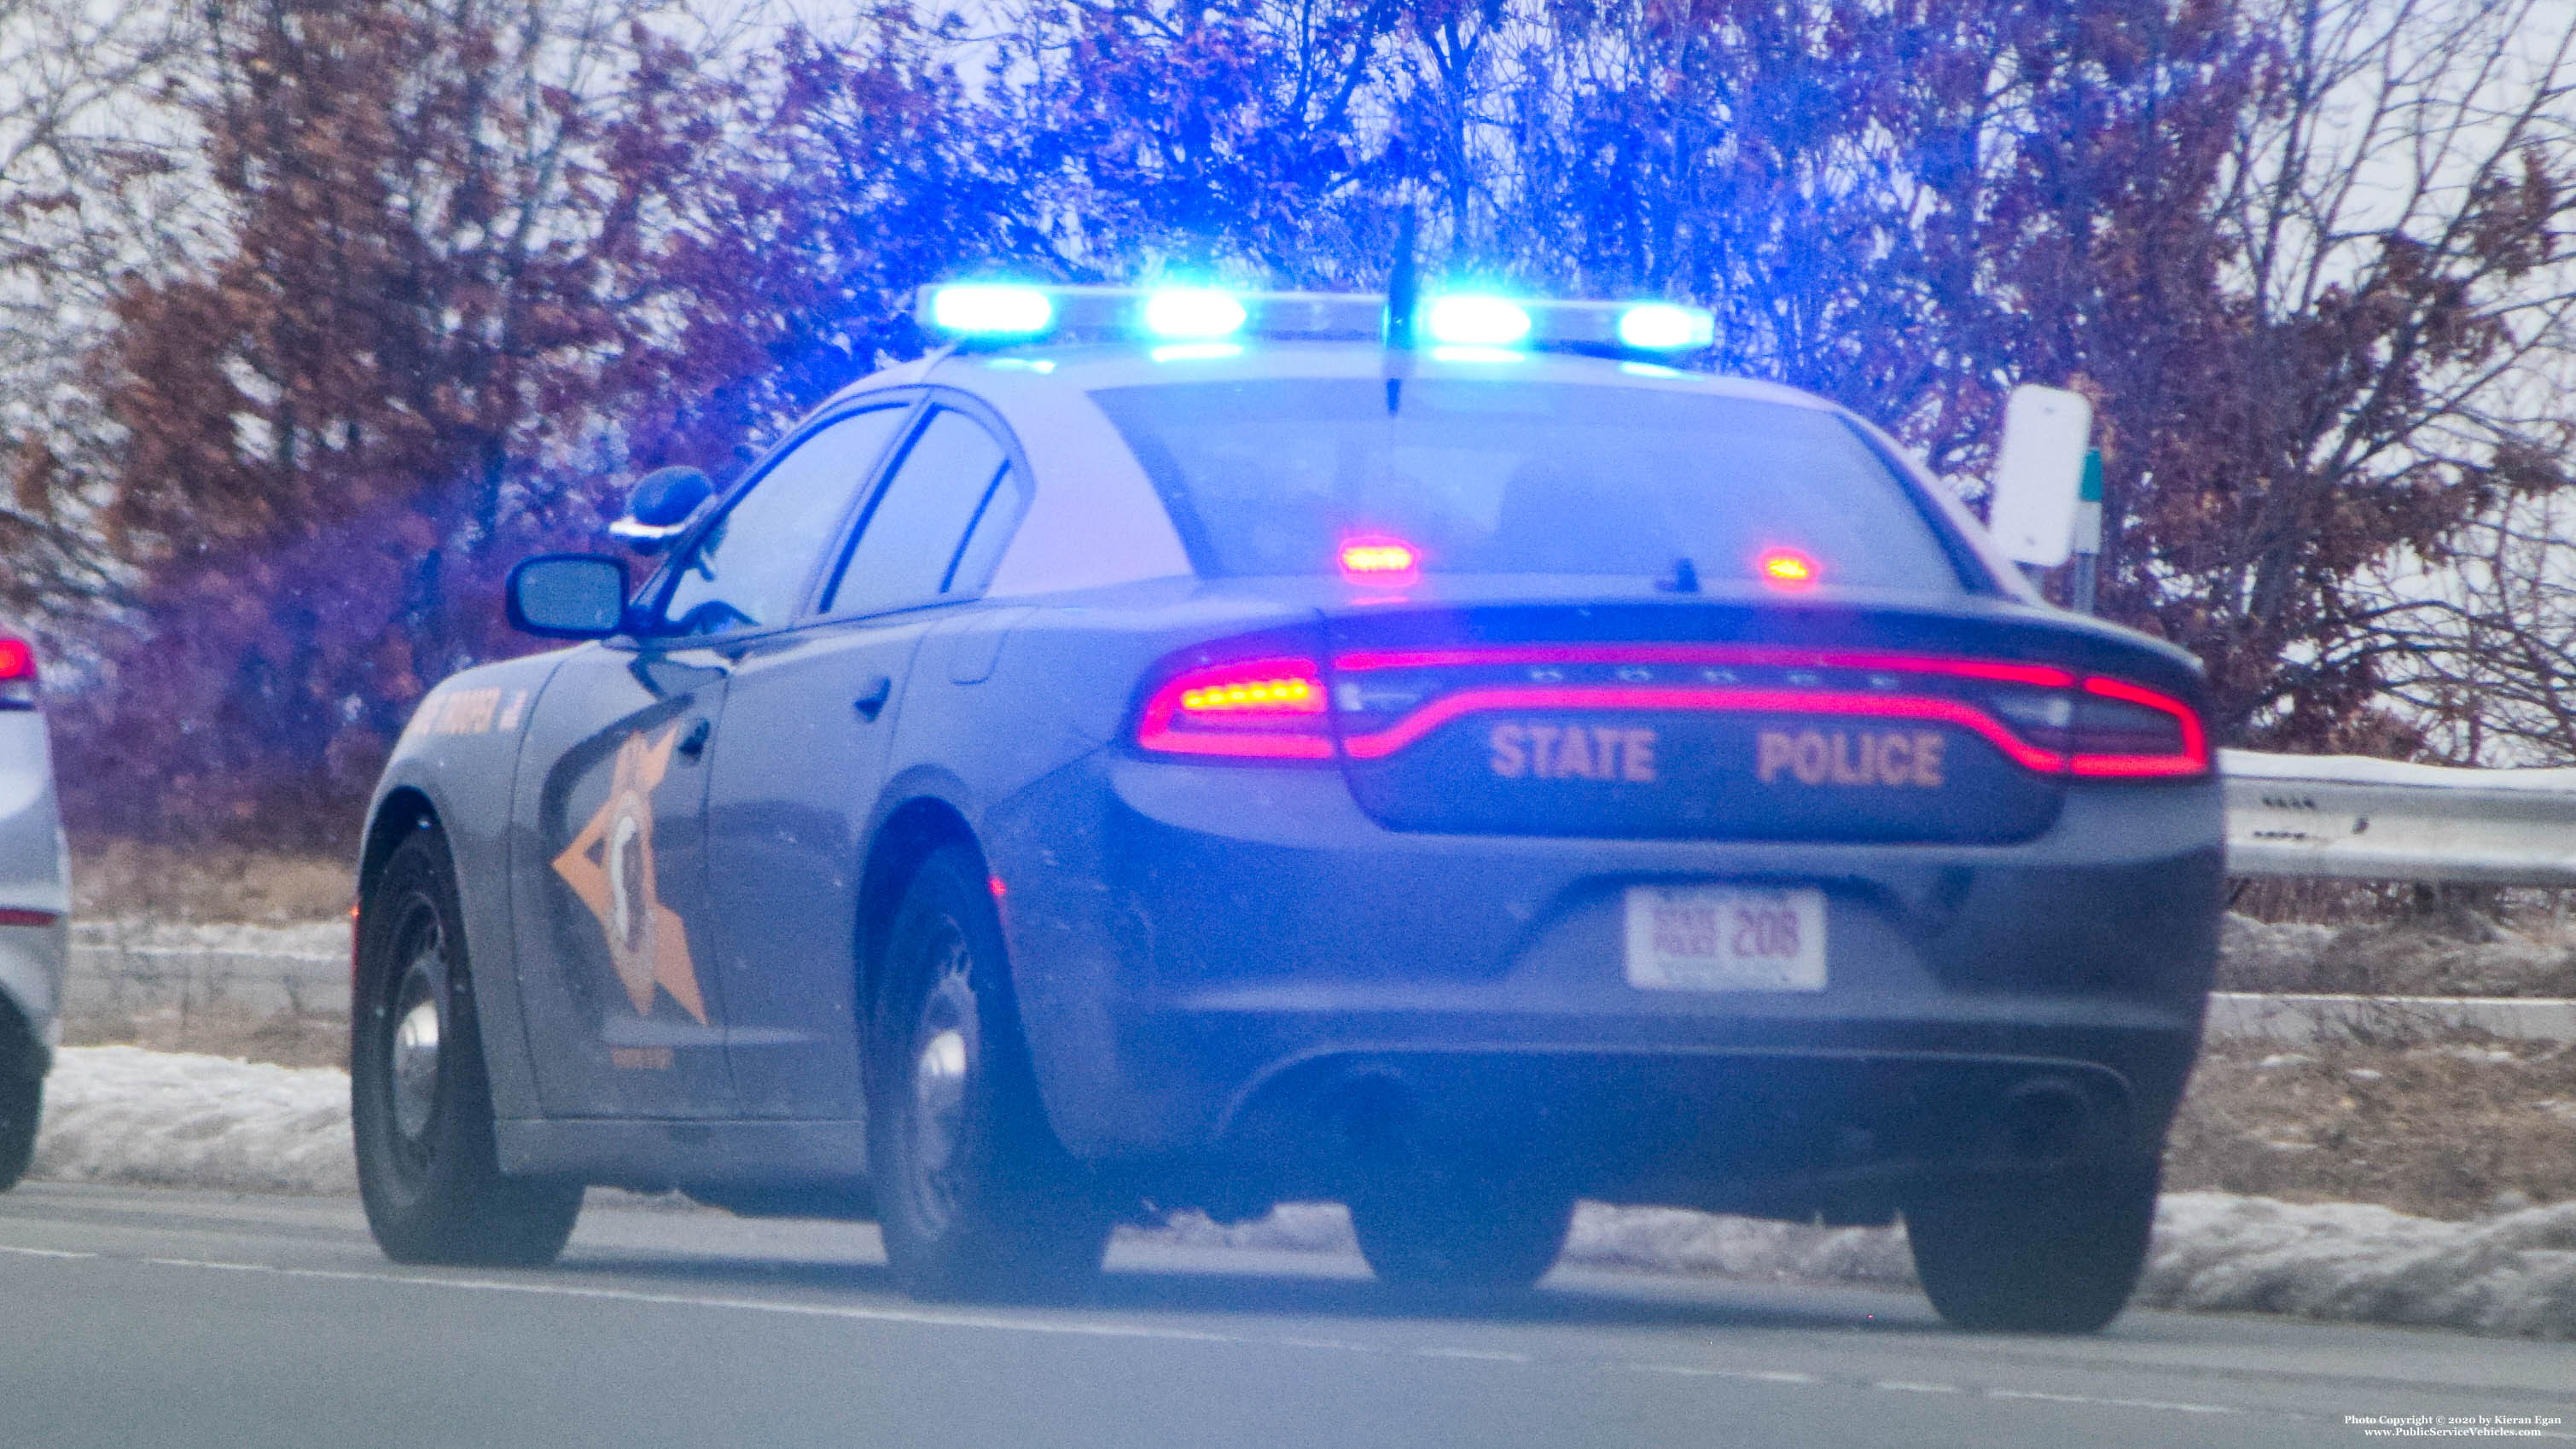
822,407 -> 1025,616
654,406 -> 909,637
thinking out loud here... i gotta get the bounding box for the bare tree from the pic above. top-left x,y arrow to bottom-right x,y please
0,0 -> 206,642
2102,0 -> 2576,747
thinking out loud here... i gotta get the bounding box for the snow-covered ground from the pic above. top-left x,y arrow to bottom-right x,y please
33,1045 -> 355,1196
27,1045 -> 2576,1338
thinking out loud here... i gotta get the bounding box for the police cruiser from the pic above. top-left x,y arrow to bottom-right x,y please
351,279 -> 2220,1332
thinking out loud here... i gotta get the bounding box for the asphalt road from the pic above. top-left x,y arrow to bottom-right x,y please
0,1184 -> 2568,1448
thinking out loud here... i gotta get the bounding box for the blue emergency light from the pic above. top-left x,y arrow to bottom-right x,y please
1142,288 -> 1249,340
928,284 -> 1055,336
916,282 -> 1713,358
1423,294 -> 1532,347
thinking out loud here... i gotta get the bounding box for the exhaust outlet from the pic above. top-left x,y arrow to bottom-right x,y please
1995,1079 -> 2092,1163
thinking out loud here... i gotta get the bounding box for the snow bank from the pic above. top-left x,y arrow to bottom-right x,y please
32,1045 -> 355,1196
1168,1195 -> 2576,1336
27,1047 -> 2576,1337
2138,1192 -> 2576,1337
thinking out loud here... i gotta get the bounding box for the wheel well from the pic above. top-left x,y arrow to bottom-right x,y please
857,798 -> 986,1018
359,789 -> 441,905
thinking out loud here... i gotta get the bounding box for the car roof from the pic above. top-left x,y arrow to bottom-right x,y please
823,340 -> 1844,413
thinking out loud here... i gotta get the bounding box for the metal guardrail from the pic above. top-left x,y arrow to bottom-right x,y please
2223,748 -> 2576,887
2205,992 -> 2576,1043
2218,750 -> 2576,1040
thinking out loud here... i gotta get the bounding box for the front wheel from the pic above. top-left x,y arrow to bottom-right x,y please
352,829 -> 583,1266
1905,1161 -> 2160,1333
869,847 -> 1110,1301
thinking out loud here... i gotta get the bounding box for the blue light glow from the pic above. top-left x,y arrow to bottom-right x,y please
1430,346 -> 1530,365
1143,288 -> 1248,340
1149,342 -> 1244,364
930,284 -> 1055,336
1424,295 -> 1532,347
1617,302 -> 1715,351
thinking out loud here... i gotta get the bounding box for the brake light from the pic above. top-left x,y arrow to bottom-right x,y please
2070,677 -> 2209,777
1136,655 -> 1333,759
1130,640 -> 2208,778
0,637 -> 36,710
1758,549 -> 1818,591
1339,536 -> 1422,588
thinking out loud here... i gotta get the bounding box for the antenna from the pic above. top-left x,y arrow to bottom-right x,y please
1383,206 -> 1418,415
1383,207 -> 1418,351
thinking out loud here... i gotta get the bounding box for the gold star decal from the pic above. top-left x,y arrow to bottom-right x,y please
550,724 -> 709,1024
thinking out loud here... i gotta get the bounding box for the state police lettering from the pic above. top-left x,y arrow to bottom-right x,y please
1488,722 -> 1658,782
1755,728 -> 1945,788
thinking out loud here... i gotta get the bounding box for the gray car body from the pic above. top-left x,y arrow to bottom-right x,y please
0,710 -> 70,1085
362,343 -> 2222,1214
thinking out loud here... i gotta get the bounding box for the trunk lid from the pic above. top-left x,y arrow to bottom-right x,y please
1322,598 -> 2201,844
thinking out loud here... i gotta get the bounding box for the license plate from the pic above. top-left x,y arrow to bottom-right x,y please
1624,885 -> 1827,992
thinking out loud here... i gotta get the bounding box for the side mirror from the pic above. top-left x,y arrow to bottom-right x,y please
1986,385 -> 2094,567
507,554 -> 629,639
607,465 -> 713,553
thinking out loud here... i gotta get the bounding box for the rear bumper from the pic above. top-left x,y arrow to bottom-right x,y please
986,751 -> 2223,1202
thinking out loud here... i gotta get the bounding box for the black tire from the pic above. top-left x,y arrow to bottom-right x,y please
869,846 -> 1110,1301
352,828 -> 583,1266
1348,1169 -> 1577,1295
1905,1161 -> 2160,1333
0,1071 -> 38,1191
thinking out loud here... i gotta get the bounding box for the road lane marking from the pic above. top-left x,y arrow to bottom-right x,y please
130,1254 -> 1263,1346
1631,1365 -> 1819,1385
12,1240 -> 2556,1434
1984,1388 -> 2239,1416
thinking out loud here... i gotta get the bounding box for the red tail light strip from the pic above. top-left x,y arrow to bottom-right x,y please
2073,677 -> 2212,777
1136,656 -> 1335,759
1334,644 -> 2076,690
1135,644 -> 2207,777
1338,684 -> 2070,768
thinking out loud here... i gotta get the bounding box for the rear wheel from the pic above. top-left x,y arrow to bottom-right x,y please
0,1071 -> 38,1190
1348,1169 -> 1576,1295
1905,1161 -> 2160,1333
352,829 -> 583,1266
870,846 -> 1111,1301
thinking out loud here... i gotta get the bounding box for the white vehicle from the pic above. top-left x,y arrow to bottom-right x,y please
0,634 -> 67,1190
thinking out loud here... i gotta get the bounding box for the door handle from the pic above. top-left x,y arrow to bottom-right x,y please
853,674 -> 894,721
676,717 -> 712,759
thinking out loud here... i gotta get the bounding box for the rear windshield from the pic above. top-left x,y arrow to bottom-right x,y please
1089,379 -> 1968,593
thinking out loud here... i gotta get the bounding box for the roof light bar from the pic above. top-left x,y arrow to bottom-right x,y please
914,282 -> 1717,358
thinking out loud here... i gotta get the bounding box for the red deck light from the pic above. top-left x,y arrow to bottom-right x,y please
1758,548 -> 1818,590
1339,536 -> 1422,588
